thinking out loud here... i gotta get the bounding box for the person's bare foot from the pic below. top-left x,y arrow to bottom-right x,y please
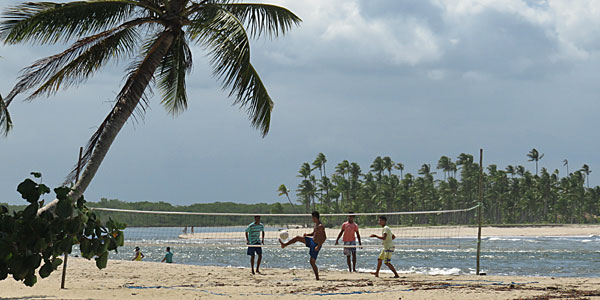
256,270 -> 261,274
370,272 -> 379,277
251,270 -> 255,275
353,269 -> 357,272
278,239 -> 286,248
393,275 -> 400,278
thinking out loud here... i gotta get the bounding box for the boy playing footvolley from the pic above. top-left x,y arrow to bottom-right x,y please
335,212 -> 362,272
279,211 -> 326,280
245,216 -> 265,274
370,216 -> 399,278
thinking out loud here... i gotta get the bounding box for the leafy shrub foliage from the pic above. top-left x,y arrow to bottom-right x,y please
0,173 -> 124,286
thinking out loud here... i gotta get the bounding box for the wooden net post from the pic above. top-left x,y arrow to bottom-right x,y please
476,148 -> 483,275
61,146 -> 83,289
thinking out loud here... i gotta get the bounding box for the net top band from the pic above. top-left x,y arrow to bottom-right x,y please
90,205 -> 479,217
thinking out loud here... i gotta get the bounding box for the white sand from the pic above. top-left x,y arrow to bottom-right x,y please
2,225 -> 599,300
1,258 -> 599,300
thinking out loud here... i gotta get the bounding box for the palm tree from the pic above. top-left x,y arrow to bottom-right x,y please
312,153 -> 328,204
581,164 -> 592,188
516,165 -> 526,177
298,163 -> 311,180
370,156 -> 384,178
505,165 -> 515,178
394,162 -> 404,178
312,153 -> 325,178
437,156 -> 451,180
335,160 -> 350,180
0,92 -> 9,135
0,0 -> 300,212
277,184 -> 295,209
382,156 -> 394,176
335,160 -> 350,209
418,164 -> 436,178
449,161 -> 457,178
563,159 -> 569,175
527,148 -> 544,175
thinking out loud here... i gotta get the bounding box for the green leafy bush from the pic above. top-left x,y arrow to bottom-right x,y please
0,173 -> 124,286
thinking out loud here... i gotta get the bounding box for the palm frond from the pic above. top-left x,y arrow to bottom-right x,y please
188,9 -> 273,136
219,3 -> 301,38
156,30 -> 192,115
0,93 -> 12,136
4,18 -> 150,103
0,1 -> 149,45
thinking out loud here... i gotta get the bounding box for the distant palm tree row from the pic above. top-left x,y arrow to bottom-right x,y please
279,149 -> 599,224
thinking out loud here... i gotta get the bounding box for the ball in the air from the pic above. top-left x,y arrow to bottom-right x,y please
279,230 -> 289,240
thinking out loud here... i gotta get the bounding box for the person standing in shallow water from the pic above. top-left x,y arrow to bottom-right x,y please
279,211 -> 326,280
335,212 -> 362,272
132,246 -> 144,261
246,216 -> 265,274
161,247 -> 173,263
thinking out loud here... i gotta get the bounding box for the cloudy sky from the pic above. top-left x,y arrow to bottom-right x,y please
1,0 -> 599,206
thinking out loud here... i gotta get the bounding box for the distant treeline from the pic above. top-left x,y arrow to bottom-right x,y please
283,150 -> 599,224
86,199 -> 455,227
1,199 -> 470,228
89,199 -> 310,227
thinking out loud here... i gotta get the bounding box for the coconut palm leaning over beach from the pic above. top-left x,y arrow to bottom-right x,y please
0,0 -> 300,212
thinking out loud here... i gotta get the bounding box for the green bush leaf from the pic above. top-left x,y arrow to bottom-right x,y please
26,254 -> 42,269
30,172 -> 42,178
76,196 -> 85,209
52,258 -> 63,268
38,184 -> 51,195
56,198 -> 73,219
54,187 -> 71,200
23,273 -> 37,287
22,203 -> 39,218
0,265 -> 8,280
17,179 -> 40,203
39,262 -> 53,278
95,252 -> 108,269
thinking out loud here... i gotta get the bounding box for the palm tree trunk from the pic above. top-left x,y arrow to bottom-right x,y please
285,194 -> 295,210
38,30 -> 176,215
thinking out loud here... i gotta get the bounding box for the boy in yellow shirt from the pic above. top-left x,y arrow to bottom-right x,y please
370,216 -> 399,278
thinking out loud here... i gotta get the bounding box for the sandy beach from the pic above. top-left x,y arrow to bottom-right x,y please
2,225 -> 599,300
1,257 -> 599,300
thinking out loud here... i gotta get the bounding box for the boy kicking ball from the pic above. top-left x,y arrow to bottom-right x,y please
279,211 -> 326,280
370,216 -> 399,278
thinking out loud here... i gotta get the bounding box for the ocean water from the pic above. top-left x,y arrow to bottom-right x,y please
87,227 -> 600,277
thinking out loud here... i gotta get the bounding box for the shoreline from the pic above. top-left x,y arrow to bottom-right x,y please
1,258 -> 599,299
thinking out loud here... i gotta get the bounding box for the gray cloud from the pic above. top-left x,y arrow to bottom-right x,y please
1,0 -> 599,205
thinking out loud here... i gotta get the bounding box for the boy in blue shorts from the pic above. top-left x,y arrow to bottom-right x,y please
279,211 -> 326,280
246,216 -> 265,275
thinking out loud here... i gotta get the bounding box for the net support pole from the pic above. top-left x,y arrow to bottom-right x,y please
476,148 -> 483,275
61,146 -> 83,289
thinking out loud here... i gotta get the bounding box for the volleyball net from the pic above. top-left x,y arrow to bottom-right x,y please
91,205 -> 480,249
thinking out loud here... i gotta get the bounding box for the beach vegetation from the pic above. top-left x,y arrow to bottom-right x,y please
0,173 -> 124,286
